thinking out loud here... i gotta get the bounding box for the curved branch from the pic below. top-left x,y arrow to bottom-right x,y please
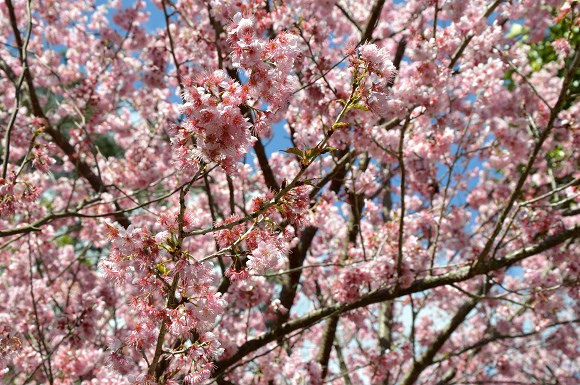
212,225 -> 579,378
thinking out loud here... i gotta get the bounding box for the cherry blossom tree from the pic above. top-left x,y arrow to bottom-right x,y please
1,0 -> 579,384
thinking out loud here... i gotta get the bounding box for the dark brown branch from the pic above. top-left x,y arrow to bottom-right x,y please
162,0 -> 184,90
226,175 -> 236,215
273,148 -> 356,329
386,38 -> 407,87
396,121 -> 408,278
2,0 -> 32,179
275,225 -> 318,327
334,338 -> 354,385
0,177 -> 198,238
253,135 -> 280,191
335,2 -> 363,32
399,283 -> 488,385
212,224 -> 579,378
317,315 -> 339,379
360,0 -> 386,44
433,1 -> 439,40
433,319 -> 579,364
316,159 -> 369,379
149,273 -> 179,378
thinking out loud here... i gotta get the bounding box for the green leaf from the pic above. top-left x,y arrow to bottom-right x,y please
95,134 -> 124,158
282,147 -> 304,158
506,23 -> 528,39
319,147 -> 337,155
156,262 -> 168,275
305,148 -> 321,160
56,234 -> 75,247
350,103 -> 370,111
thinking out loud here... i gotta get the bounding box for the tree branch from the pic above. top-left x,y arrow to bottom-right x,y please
212,225 -> 579,378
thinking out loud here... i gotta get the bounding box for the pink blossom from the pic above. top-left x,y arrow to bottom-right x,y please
0,1 -> 577,384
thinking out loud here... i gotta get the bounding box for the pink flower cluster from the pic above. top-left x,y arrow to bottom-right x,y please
215,187 -> 311,276
248,240 -> 283,274
0,175 -> 39,217
229,13 -> 301,129
31,144 -> 55,173
144,38 -> 168,89
101,222 -> 226,381
334,267 -> 372,303
173,71 -> 254,171
355,43 -> 398,117
277,185 -> 312,225
1,0 -> 578,383
0,323 -> 21,375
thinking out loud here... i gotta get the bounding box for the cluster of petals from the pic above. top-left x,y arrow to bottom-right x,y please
355,43 -> 398,117
229,13 -> 301,125
100,222 -> 226,378
173,71 -> 254,171
0,175 -> 39,217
